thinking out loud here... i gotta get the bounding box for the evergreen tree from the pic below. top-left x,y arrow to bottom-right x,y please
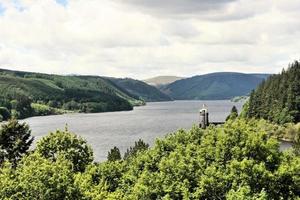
0,107 -> 10,121
293,131 -> 300,156
226,106 -> 238,121
124,139 -> 149,160
107,146 -> 121,161
246,60 -> 300,124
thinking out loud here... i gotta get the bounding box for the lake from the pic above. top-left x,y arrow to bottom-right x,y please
22,100 -> 292,162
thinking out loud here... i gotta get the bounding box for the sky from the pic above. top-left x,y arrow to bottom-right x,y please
0,0 -> 299,79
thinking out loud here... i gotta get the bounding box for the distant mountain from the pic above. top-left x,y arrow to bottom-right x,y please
250,73 -> 271,79
108,78 -> 172,102
160,72 -> 270,100
143,76 -> 184,86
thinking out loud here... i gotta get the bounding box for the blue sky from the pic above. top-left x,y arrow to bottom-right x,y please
55,0 -> 68,7
0,3 -> 5,15
0,0 -> 299,79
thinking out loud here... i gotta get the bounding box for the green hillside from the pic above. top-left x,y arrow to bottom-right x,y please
247,60 -> 300,124
161,72 -> 269,100
108,78 -> 172,102
0,69 -> 143,119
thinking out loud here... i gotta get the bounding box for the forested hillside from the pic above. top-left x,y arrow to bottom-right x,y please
108,78 -> 172,102
246,61 -> 300,124
0,69 -> 142,119
161,72 -> 269,100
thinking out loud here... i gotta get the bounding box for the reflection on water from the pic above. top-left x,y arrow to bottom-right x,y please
22,100 -> 291,162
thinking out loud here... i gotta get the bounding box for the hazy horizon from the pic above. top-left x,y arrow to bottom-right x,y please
0,66 -> 274,80
0,0 -> 299,79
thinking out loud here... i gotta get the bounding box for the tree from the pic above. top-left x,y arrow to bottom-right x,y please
36,128 -> 93,172
109,119 -> 300,199
0,119 -> 34,167
0,153 -> 82,200
293,129 -> 300,156
246,60 -> 300,124
10,95 -> 33,119
226,105 -> 238,121
124,139 -> 149,160
1,119 -> 300,199
0,107 -> 10,121
75,161 -> 125,199
107,146 -> 121,161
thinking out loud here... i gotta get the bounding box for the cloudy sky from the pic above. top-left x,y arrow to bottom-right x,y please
0,0 -> 299,79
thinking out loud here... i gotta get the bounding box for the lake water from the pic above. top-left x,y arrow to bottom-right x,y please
22,100 -> 292,162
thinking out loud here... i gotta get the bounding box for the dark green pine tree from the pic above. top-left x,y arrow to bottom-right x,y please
226,106 -> 238,121
246,60 -> 300,124
0,119 -> 34,167
124,139 -> 149,160
107,146 -> 121,161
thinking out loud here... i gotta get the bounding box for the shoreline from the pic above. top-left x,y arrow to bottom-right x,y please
6,99 -> 243,121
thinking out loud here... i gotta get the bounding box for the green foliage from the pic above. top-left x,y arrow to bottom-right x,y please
239,100 -> 249,119
0,153 -> 82,200
123,139 -> 149,160
226,105 -> 238,121
10,95 -> 33,119
161,72 -> 269,100
87,119 -> 299,199
0,119 -> 300,199
0,68 -> 147,119
31,103 -> 67,116
247,60 -> 300,124
107,146 -> 122,162
36,128 -> 93,172
0,119 -> 33,167
293,125 -> 300,155
226,186 -> 268,200
0,107 -> 10,121
75,161 -> 125,199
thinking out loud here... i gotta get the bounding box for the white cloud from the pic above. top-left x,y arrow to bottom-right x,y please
0,0 -> 299,79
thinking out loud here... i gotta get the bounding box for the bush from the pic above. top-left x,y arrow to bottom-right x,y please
10,110 -> 19,119
63,100 -> 81,111
31,103 -> 55,116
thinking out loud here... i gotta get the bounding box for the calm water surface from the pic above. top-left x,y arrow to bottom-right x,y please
22,100 -> 291,161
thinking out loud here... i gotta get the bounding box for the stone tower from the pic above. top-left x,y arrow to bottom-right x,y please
199,104 -> 209,129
